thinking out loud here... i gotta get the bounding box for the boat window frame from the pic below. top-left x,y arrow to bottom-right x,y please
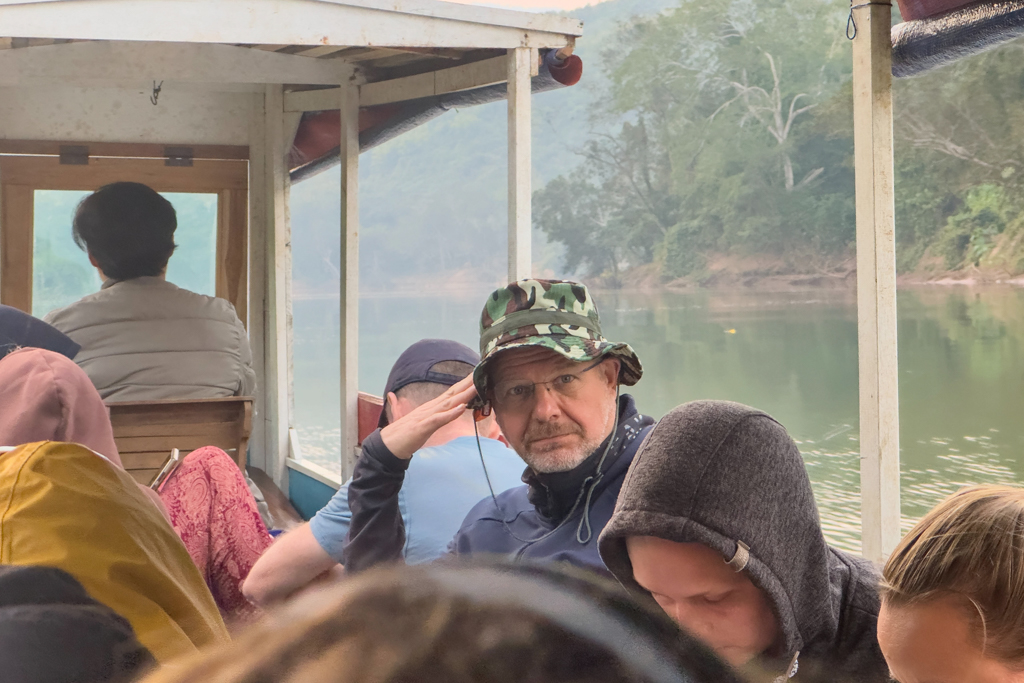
0,143 -> 250,324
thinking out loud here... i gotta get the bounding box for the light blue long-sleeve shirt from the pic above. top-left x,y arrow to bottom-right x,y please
309,435 -> 525,565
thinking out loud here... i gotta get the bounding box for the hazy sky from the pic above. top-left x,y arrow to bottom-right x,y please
447,0 -> 607,11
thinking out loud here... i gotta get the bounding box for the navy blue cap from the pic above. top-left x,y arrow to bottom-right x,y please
0,305 -> 80,361
378,339 -> 480,428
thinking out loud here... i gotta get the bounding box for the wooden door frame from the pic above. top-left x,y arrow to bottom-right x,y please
0,146 -> 249,323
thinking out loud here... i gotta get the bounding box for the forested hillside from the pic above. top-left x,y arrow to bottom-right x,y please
30,0 -> 1024,311
292,0 -> 1024,295
535,0 -> 1024,285
290,0 -> 677,294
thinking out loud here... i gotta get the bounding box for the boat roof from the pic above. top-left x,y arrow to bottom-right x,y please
0,0 -> 582,91
0,0 -> 583,63
0,0 -> 584,169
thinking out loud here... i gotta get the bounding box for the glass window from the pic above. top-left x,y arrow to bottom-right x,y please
290,169 -> 342,476
32,190 -> 218,317
289,167 -> 488,477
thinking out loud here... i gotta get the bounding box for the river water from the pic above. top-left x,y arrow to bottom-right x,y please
292,286 -> 1024,554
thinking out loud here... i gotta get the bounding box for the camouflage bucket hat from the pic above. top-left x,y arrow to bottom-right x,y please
473,279 -> 643,397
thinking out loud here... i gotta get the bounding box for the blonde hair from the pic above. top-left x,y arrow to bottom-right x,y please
140,562 -> 735,683
881,485 -> 1024,666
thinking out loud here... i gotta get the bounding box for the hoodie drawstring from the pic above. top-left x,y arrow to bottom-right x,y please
575,471 -> 604,543
575,387 -> 621,544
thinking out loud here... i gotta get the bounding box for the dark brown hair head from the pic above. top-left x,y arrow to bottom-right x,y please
142,561 -> 744,683
73,182 -> 177,281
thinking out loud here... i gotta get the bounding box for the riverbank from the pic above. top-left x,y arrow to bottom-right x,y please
292,260 -> 1024,300
590,255 -> 1024,292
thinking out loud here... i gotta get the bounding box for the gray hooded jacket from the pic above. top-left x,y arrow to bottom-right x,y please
598,400 -> 886,682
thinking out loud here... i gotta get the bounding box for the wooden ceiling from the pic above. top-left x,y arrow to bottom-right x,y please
0,38 -> 504,84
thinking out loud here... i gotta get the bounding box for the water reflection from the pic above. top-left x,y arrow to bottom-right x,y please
292,286 -> 1024,554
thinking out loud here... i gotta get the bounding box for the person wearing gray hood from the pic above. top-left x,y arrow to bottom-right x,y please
598,400 -> 887,682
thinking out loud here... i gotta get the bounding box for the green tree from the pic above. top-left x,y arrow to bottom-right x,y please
891,45 -> 1024,272
534,116 -> 678,277
538,0 -> 858,279
535,0 -> 1024,281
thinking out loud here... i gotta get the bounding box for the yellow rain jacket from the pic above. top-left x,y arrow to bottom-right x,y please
0,441 -> 230,661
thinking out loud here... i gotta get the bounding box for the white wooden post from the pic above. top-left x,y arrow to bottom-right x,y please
507,47 -> 535,283
340,81 -> 360,481
852,1 -> 901,564
248,90 -> 269,472
248,84 -> 292,484
284,110 -> 302,463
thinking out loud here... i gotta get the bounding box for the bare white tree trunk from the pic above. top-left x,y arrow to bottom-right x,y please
720,51 -> 823,191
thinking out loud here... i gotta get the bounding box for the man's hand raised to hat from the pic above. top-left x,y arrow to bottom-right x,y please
379,375 -> 478,460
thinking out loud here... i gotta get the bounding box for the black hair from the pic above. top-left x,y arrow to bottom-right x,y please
0,566 -> 155,683
72,182 -> 177,281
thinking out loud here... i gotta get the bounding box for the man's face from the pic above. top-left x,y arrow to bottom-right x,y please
488,346 -> 619,473
626,536 -> 780,667
878,597 -> 1024,683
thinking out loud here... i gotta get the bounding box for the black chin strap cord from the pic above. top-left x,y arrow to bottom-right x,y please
474,387 -> 621,547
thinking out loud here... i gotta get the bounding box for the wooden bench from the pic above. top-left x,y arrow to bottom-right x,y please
106,397 -> 253,485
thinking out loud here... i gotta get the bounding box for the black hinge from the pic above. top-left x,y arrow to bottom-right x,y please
59,145 -> 89,165
165,146 -> 194,167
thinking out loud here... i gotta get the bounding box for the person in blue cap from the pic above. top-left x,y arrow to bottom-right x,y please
243,339 -> 524,606
0,304 -> 80,361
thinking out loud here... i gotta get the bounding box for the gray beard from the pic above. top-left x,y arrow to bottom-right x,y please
520,433 -> 606,474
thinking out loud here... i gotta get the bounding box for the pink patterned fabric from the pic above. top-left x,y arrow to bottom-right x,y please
159,446 -> 272,625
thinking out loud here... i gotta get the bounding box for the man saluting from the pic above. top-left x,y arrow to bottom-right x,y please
344,279 -> 654,575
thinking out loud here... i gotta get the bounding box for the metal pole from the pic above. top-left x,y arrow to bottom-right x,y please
852,1 -> 901,563
507,47 -> 534,283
